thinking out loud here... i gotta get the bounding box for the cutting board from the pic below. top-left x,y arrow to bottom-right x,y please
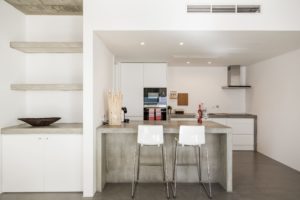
177,93 -> 188,106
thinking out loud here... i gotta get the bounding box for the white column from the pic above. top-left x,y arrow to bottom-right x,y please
83,1 -> 96,196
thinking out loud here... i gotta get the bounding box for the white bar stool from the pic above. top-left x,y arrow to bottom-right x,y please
171,125 -> 212,199
131,125 -> 170,199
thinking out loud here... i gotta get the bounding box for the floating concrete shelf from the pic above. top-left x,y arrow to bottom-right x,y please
11,84 -> 83,91
10,42 -> 83,53
4,0 -> 83,16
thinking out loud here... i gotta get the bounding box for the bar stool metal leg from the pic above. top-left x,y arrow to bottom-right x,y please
205,146 -> 212,198
131,144 -> 141,199
198,146 -> 212,199
137,144 -> 141,181
132,143 -> 170,199
131,145 -> 137,198
194,146 -> 201,183
162,145 -> 170,199
171,140 -> 179,198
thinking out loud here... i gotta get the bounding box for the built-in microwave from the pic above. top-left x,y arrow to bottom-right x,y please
144,88 -> 167,121
144,88 -> 167,106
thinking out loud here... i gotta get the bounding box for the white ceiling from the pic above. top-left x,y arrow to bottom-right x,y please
96,31 -> 300,66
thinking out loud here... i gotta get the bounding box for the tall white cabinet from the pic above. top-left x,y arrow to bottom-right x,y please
119,63 -> 167,119
143,63 -> 167,87
120,63 -> 144,119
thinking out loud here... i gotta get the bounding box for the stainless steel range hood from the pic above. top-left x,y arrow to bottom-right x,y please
222,65 -> 251,89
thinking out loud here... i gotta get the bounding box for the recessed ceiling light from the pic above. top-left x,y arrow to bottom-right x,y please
179,42 -> 184,46
186,61 -> 190,64
140,42 -> 145,46
208,61 -> 212,65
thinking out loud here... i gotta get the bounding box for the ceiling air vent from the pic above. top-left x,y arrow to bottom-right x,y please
237,5 -> 260,13
212,5 -> 236,13
187,4 -> 261,14
187,5 -> 211,13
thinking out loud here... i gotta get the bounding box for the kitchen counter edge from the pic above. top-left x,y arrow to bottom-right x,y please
208,113 -> 257,119
1,123 -> 83,134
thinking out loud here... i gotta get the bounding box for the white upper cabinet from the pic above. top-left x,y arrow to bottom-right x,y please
120,63 -> 144,118
143,63 -> 167,87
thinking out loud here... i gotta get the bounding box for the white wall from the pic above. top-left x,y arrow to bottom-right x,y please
83,0 -> 300,196
82,31 -> 114,197
83,1 -> 95,195
0,0 -> 26,193
94,35 -> 114,126
246,48 -> 300,171
26,16 -> 83,42
168,66 -> 246,113
85,0 -> 300,31
94,34 -> 114,192
25,16 -> 83,123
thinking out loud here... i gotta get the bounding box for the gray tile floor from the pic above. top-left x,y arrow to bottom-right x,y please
1,152 -> 300,200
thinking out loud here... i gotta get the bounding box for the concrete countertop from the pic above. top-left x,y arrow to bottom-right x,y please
1,123 -> 83,134
208,113 -> 257,119
169,113 -> 196,118
98,120 -> 230,134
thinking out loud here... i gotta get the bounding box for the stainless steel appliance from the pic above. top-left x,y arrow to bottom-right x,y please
223,65 -> 251,89
144,88 -> 167,120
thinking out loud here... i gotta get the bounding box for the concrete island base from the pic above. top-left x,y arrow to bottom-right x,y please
97,120 -> 232,193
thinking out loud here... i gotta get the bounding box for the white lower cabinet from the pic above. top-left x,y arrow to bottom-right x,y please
208,118 -> 255,151
2,134 -> 82,192
2,134 -> 44,192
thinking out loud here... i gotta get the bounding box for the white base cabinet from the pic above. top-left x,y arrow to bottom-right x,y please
2,134 -> 82,192
208,118 -> 255,151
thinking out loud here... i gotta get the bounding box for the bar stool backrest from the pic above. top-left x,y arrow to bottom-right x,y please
179,125 -> 205,146
138,125 -> 164,145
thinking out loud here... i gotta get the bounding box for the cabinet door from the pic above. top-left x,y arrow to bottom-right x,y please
227,119 -> 254,135
44,134 -> 82,191
120,63 -> 144,118
233,135 -> 254,146
143,63 -> 167,87
2,134 -> 44,192
208,118 -> 227,126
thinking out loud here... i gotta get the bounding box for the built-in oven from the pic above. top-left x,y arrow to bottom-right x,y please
144,88 -> 167,106
144,88 -> 167,121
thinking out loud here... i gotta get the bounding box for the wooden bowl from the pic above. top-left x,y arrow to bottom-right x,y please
18,117 -> 61,127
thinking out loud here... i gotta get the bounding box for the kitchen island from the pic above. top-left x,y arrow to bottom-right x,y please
97,120 -> 232,192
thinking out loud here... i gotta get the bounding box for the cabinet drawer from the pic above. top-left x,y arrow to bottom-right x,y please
227,119 -> 254,135
233,135 -> 254,146
233,145 -> 254,151
208,118 -> 227,126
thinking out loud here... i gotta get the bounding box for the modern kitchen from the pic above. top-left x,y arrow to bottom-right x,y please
1,1 -> 300,200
